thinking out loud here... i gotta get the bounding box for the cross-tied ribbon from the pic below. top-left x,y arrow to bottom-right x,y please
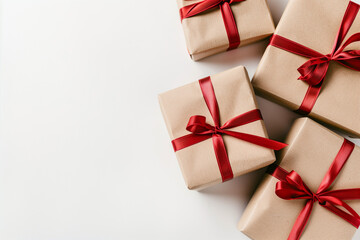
269,139 -> 360,240
270,2 -> 360,114
172,76 -> 287,182
180,0 -> 246,50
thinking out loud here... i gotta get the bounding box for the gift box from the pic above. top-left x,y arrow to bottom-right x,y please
159,66 -> 286,190
238,118 -> 360,240
252,0 -> 360,137
177,0 -> 275,61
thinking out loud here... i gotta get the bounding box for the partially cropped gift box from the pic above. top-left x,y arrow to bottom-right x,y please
159,66 -> 286,190
238,118 -> 360,240
177,0 -> 275,60
252,0 -> 360,137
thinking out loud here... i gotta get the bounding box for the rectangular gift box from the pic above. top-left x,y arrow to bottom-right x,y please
159,66 -> 278,190
177,0 -> 275,61
252,0 -> 360,137
238,118 -> 360,240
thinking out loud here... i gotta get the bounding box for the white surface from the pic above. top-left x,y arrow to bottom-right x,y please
0,0 -> 359,239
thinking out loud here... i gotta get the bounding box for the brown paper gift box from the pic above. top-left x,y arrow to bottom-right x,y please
238,118 -> 360,240
158,66 -> 276,190
252,0 -> 360,138
177,0 -> 275,61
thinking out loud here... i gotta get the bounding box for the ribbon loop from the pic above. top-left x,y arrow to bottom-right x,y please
275,171 -> 314,201
297,57 -> 331,86
186,115 -> 214,134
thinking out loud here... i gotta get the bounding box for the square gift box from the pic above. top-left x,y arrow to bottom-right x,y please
159,66 -> 286,190
238,118 -> 360,240
177,0 -> 275,60
252,0 -> 360,137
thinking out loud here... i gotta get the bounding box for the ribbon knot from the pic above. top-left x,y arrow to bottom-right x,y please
314,195 -> 327,205
276,171 -> 328,205
214,126 -> 222,134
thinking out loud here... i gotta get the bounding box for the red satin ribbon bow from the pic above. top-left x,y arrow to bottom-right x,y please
180,0 -> 246,50
270,2 -> 360,114
269,139 -> 360,240
172,76 -> 287,182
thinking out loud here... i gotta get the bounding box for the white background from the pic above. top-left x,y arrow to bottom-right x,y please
0,0 -> 359,239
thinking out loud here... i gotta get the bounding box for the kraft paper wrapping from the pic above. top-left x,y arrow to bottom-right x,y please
177,0 -> 275,61
159,66 -> 276,190
238,118 -> 360,240
252,0 -> 360,138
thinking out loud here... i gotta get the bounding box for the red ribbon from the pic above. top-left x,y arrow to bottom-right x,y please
180,0 -> 246,50
269,2 -> 360,114
268,139 -> 360,240
172,76 -> 287,182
